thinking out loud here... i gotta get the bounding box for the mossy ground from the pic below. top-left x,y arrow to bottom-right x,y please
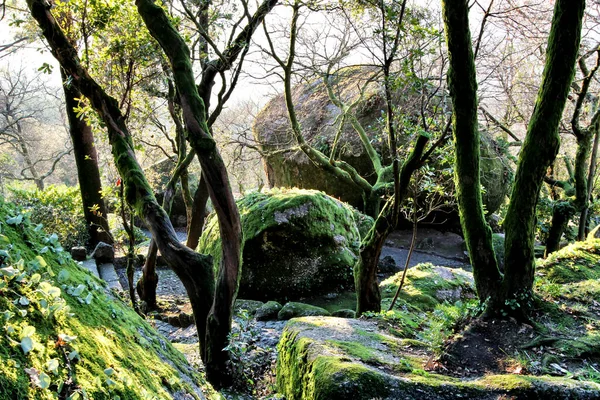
276,240 -> 600,399
0,199 -> 218,400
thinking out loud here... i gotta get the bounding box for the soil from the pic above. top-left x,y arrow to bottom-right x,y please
434,318 -> 536,376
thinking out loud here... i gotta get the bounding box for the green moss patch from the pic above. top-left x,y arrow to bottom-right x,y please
0,199 -> 217,400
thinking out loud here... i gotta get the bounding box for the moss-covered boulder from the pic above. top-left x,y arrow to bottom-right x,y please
255,301 -> 283,321
253,67 -> 511,214
380,263 -> 475,311
277,317 -> 600,400
198,189 -> 371,301
278,302 -> 331,320
0,199 -> 216,399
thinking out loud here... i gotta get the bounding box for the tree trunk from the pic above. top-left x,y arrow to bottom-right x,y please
186,173 -> 210,250
502,0 -> 584,316
579,127 -> 600,240
26,0 -> 220,384
545,201 -> 574,256
442,0 -> 502,302
61,69 -> 113,248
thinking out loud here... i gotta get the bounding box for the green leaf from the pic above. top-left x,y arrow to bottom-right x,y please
84,293 -> 93,304
6,215 -> 23,225
35,256 -> 47,268
2,310 -> 14,321
104,367 -> 114,376
18,296 -> 29,306
68,350 -> 79,361
21,336 -> 34,354
57,269 -> 70,282
22,325 -> 35,338
59,333 -> 77,343
0,267 -> 19,278
38,372 -> 51,389
47,358 -> 59,373
71,284 -> 85,297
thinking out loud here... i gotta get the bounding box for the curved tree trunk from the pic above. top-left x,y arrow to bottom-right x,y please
61,68 -> 112,248
442,0 -> 502,302
501,0 -> 584,316
26,0 -> 235,386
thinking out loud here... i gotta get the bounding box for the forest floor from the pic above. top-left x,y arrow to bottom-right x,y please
113,230 -> 600,399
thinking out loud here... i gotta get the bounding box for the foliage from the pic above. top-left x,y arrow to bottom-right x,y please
224,309 -> 273,395
8,185 -> 90,250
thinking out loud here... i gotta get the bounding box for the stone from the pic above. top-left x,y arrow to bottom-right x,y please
91,241 -> 114,263
234,299 -> 265,315
378,255 -> 399,274
70,246 -> 87,261
277,302 -> 331,320
255,301 -> 283,321
198,189 -> 372,302
253,67 -> 511,215
331,309 -> 356,318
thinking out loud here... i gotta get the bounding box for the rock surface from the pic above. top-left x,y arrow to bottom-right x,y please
198,189 -> 371,301
253,67 -> 511,214
91,241 -> 114,263
277,317 -> 600,400
70,246 -> 87,261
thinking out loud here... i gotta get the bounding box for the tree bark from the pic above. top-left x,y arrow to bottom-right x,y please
61,68 -> 113,248
186,172 -> 210,250
502,0 -> 584,315
579,127 -> 600,239
442,0 -> 502,302
544,201 -> 574,256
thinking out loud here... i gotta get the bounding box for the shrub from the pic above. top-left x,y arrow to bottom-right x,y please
8,185 -> 90,250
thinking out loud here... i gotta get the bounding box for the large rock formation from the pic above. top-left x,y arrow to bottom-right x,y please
253,67 -> 511,214
197,189 -> 373,302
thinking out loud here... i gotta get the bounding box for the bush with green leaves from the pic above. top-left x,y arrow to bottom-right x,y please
8,185 -> 90,250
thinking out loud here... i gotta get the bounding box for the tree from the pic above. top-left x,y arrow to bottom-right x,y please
442,0 -> 584,318
263,0 -> 450,314
26,0 -> 276,386
0,67 -> 72,190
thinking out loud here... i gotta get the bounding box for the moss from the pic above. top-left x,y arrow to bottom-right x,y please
278,302 -> 331,320
0,199 -> 217,400
198,188 -> 365,301
538,239 -> 600,284
380,263 -> 474,312
255,301 -> 283,321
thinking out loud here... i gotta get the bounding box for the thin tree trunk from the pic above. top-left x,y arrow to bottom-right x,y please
579,126 -> 600,240
61,68 -> 112,248
186,173 -> 210,250
545,201 -> 574,256
502,0 -> 584,316
442,0 -> 502,302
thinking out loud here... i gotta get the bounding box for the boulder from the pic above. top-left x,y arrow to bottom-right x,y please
277,317 -> 600,400
331,309 -> 356,318
277,302 -> 331,320
256,301 -> 283,321
198,189 -> 372,301
378,255 -> 399,274
253,67 -> 511,215
70,246 -> 87,261
90,241 -> 114,263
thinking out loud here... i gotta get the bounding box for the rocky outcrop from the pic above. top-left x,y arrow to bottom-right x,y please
253,67 -> 511,214
198,189 -> 373,301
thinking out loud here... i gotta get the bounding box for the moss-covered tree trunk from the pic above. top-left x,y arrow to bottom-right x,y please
441,0 -> 502,301
545,201 -> 575,256
61,69 -> 113,248
501,0 -> 584,314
